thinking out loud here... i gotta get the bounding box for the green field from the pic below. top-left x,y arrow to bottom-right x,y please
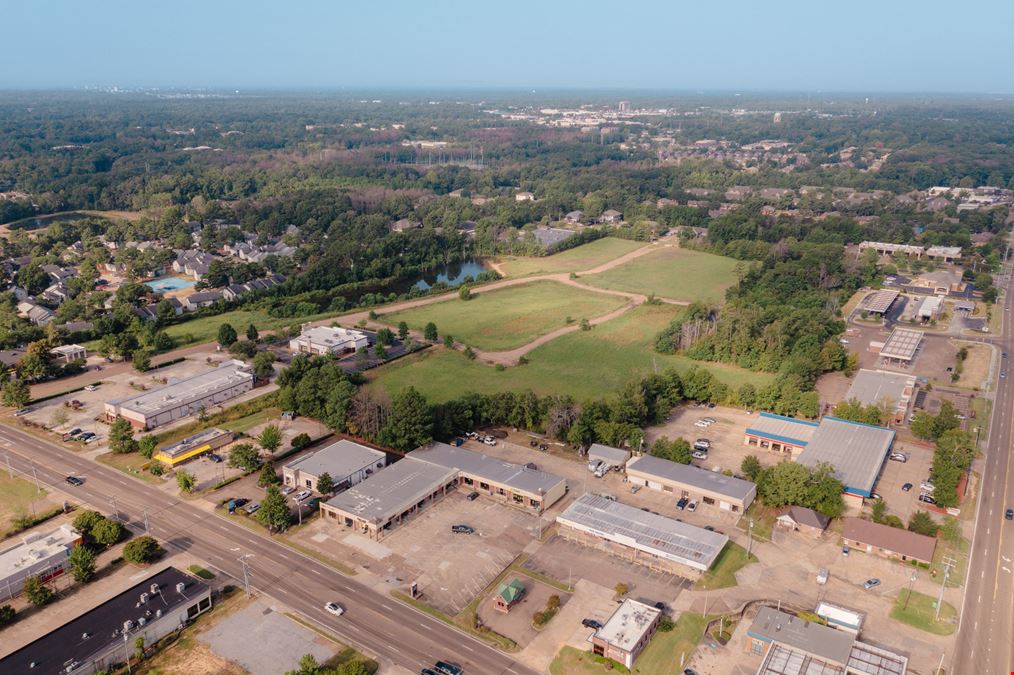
382,281 -> 627,351
496,238 -> 645,277
891,589 -> 956,635
584,247 -> 740,304
0,473 -> 47,536
370,304 -> 774,402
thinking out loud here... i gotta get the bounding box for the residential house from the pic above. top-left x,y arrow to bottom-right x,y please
182,290 -> 224,311
533,226 -> 576,248
16,301 -> 54,326
515,191 -> 535,202
776,506 -> 830,537
725,186 -> 753,201
564,210 -> 584,223
600,209 -> 623,224
390,218 -> 422,233
172,250 -> 217,280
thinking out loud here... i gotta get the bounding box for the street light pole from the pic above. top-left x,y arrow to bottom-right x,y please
903,570 -> 918,610
238,554 -> 254,597
747,520 -> 755,558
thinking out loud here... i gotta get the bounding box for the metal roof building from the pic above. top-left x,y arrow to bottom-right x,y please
844,369 -> 917,423
861,289 -> 900,314
744,412 -> 820,457
283,439 -> 387,494
879,328 -> 924,364
556,494 -> 729,575
797,417 -> 895,498
626,455 -> 757,512
588,443 -> 631,468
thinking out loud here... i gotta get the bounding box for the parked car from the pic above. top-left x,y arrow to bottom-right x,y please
525,462 -> 537,470
863,578 -> 881,590
65,475 -> 83,486
84,384 -> 98,392
451,524 -> 475,534
434,661 -> 463,675
918,493 -> 937,505
694,420 -> 710,428
232,498 -> 249,508
206,453 -> 223,463
694,439 -> 711,450
686,499 -> 699,512
78,432 -> 95,441
14,407 -> 31,417
701,417 -> 716,424
869,493 -> 882,501
281,486 -> 296,495
67,427 -> 82,437
842,545 -> 850,557
920,480 -> 935,492
245,502 -> 261,514
902,483 -> 913,492
324,601 -> 344,616
676,497 -> 689,510
582,618 -> 603,630
293,490 -> 312,502
587,460 -> 604,473
84,435 -> 100,444
692,450 -> 708,460
816,568 -> 829,585
1006,508 -> 1013,521
629,484 -> 641,494
465,491 -> 479,501
889,452 -> 908,463
598,493 -> 617,502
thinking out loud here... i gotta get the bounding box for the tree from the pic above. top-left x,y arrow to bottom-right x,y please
397,321 -> 410,341
908,510 -> 939,537
138,436 -> 158,459
91,518 -> 124,547
217,322 -> 238,347
73,510 -> 105,539
253,351 -> 276,379
68,545 -> 97,583
109,417 -> 138,454
246,323 -> 259,341
355,346 -> 369,370
316,472 -> 334,495
176,469 -> 196,493
228,443 -> 262,471
22,576 -> 53,606
132,349 -> 151,372
259,424 -> 282,453
258,464 -> 280,487
2,378 -> 29,408
757,462 -> 813,508
257,485 -> 291,532
871,499 -> 887,524
0,604 -> 15,626
123,535 -> 162,564
443,334 -> 454,348
424,322 -> 438,342
156,299 -> 177,325
931,429 -> 975,508
459,285 -> 472,301
378,386 -> 433,452
740,455 -> 762,481
376,327 -> 394,345
650,437 -> 692,464
374,342 -> 387,360
580,318 -> 591,331
291,432 -> 311,450
614,582 -> 629,597
287,654 -> 320,675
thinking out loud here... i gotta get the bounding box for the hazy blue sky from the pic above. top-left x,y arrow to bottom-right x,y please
5,0 -> 1013,93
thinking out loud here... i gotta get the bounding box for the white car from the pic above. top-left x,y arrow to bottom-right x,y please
84,384 -> 98,392
280,486 -> 296,495
687,499 -> 699,512
692,450 -> 708,460
920,481 -> 935,493
694,421 -> 710,428
293,490 -> 312,502
324,601 -> 344,616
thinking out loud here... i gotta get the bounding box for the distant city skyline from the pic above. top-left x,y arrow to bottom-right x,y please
5,0 -> 1014,94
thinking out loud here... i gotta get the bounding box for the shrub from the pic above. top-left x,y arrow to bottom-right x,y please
23,576 -> 54,606
291,433 -> 312,450
0,604 -> 15,626
123,536 -> 162,565
658,615 -> 675,632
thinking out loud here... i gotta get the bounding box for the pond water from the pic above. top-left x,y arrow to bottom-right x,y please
145,277 -> 196,293
407,259 -> 488,292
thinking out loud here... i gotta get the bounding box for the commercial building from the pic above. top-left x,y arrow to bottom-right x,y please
917,295 -> 943,321
845,369 -> 917,424
744,412 -> 819,458
746,607 -> 907,675
50,343 -> 87,363
411,442 -> 567,513
587,443 -> 630,469
104,360 -> 254,430
925,245 -> 962,262
0,567 -> 212,675
493,578 -> 526,613
153,428 -> 233,467
861,289 -> 900,315
321,457 -> 458,540
776,506 -> 830,538
0,524 -> 82,599
904,270 -> 967,296
283,439 -> 387,493
591,599 -> 661,669
556,494 -> 729,577
626,455 -> 756,512
842,517 -> 936,564
816,602 -> 865,634
858,241 -> 923,258
288,325 -> 369,356
879,328 -> 924,366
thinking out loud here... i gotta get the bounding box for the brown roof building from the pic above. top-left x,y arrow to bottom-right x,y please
842,518 -> 936,564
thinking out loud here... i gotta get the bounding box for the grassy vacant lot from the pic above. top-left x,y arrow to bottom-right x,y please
635,612 -> 714,674
0,473 -> 46,535
370,304 -> 774,402
97,451 -> 164,485
383,281 -> 627,351
496,238 -> 645,277
952,341 -> 990,390
694,542 -> 756,590
584,247 -> 739,305
549,646 -> 629,674
891,589 -> 956,635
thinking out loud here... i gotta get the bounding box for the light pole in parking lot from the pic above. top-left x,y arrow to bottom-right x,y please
747,520 -> 755,558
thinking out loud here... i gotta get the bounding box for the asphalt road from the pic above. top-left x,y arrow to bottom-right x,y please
0,425 -> 537,675
954,265 -> 1014,674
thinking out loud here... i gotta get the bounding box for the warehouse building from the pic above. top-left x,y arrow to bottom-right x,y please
844,369 -> 917,424
556,494 -> 729,577
592,599 -> 661,668
411,442 -> 567,513
0,567 -> 211,675
0,524 -> 81,599
283,439 -> 387,493
626,455 -> 756,513
104,360 -> 254,430
153,428 -> 233,467
587,443 -> 631,469
288,325 -> 369,356
744,412 -> 819,458
321,457 -> 458,540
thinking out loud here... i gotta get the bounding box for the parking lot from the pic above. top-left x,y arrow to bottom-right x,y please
870,441 -> 937,523
476,577 -> 570,648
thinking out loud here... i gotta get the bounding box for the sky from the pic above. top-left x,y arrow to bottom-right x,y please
5,0 -> 1014,93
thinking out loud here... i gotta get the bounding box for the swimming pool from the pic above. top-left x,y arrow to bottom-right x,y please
145,277 -> 196,293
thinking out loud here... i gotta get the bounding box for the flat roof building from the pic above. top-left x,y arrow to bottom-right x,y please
556,494 -> 729,576
411,442 -> 567,513
797,417 -> 895,499
861,289 -> 900,315
879,328 -> 924,365
845,369 -> 917,424
321,457 -> 458,540
592,599 -> 661,668
744,412 -> 820,457
588,443 -> 631,468
0,524 -> 82,599
50,343 -> 87,363
626,455 -> 756,512
842,517 -> 936,564
0,567 -> 212,675
816,601 -> 865,634
152,428 -> 233,467
104,360 -> 254,430
917,295 -> 943,320
283,439 -> 387,494
289,326 -> 369,356
747,607 -> 907,675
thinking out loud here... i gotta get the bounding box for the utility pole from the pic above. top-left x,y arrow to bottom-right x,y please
936,557 -> 955,622
143,510 -> 150,535
238,554 -> 254,597
109,497 -> 119,522
903,570 -> 918,610
747,520 -> 755,558
31,465 -> 40,492
5,453 -> 12,479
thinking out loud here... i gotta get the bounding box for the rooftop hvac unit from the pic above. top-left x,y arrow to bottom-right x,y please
175,582 -> 186,594
150,583 -> 159,594
138,617 -> 146,627
155,609 -> 162,619
123,619 -> 134,632
81,632 -> 89,640
139,592 -> 149,604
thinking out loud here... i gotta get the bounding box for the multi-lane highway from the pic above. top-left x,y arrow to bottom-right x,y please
0,424 -> 536,675
954,260 -> 1014,674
